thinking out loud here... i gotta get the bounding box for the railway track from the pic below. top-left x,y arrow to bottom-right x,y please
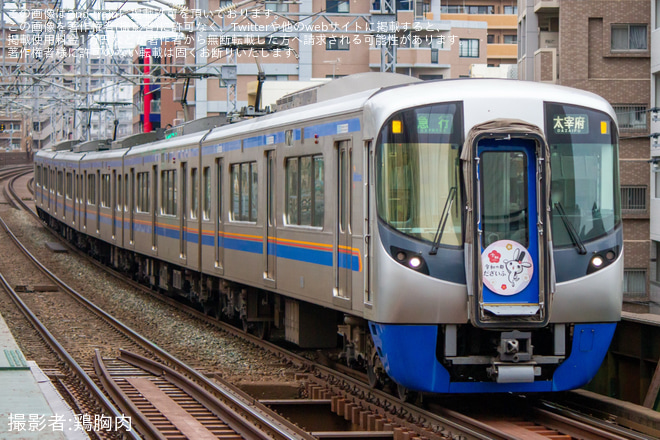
0,168 -> 313,440
3,164 -> 658,439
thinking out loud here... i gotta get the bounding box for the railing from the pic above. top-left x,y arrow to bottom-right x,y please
621,185 -> 647,213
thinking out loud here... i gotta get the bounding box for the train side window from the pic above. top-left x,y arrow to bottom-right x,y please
203,166 -> 211,220
161,169 -> 177,216
285,154 -> 324,227
77,175 -> 83,203
87,173 -> 96,205
101,174 -> 111,208
124,173 -> 129,211
117,175 -> 122,209
57,170 -> 64,196
191,167 -> 199,219
216,159 -> 223,223
230,161 -> 257,222
136,171 -> 150,213
66,172 -> 73,199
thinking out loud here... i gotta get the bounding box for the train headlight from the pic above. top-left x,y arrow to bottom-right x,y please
591,256 -> 604,268
409,257 -> 422,268
586,247 -> 619,274
390,246 -> 429,275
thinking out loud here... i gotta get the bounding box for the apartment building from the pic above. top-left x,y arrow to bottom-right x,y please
650,0 -> 660,306
518,0 -> 651,301
136,0 -> 522,126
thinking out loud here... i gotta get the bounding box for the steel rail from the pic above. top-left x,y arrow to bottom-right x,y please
6,168 -> 314,440
0,220 -> 141,440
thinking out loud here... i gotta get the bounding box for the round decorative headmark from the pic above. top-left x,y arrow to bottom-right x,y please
481,240 -> 534,296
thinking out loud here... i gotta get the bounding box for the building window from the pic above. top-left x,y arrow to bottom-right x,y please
286,155 -> 324,227
611,24 -> 647,51
503,35 -> 517,44
487,34 -> 495,44
326,37 -> 350,50
431,48 -> 438,63
655,171 -> 660,199
414,0 -> 430,18
459,39 -> 479,57
441,5 -> 494,13
231,162 -> 258,222
624,269 -> 647,295
621,185 -> 646,212
327,0 -> 349,12
503,5 -> 517,14
613,105 -> 647,132
264,0 -> 288,12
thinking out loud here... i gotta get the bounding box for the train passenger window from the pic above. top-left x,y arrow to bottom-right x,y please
215,160 -> 223,223
203,166 -> 211,220
191,167 -> 199,219
57,171 -> 64,196
136,172 -> 150,213
101,174 -> 111,208
124,174 -> 129,211
66,172 -> 73,199
161,169 -> 177,216
77,175 -> 83,203
285,154 -> 324,227
116,175 -> 122,209
230,161 -> 257,222
87,174 -> 96,205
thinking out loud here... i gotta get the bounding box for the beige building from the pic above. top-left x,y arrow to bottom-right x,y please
135,0 -> 523,127
518,0 -> 651,299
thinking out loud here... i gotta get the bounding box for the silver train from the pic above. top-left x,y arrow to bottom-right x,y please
35,75 -> 623,394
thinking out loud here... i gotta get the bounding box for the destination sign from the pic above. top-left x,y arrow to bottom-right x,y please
417,112 -> 454,135
552,114 -> 589,135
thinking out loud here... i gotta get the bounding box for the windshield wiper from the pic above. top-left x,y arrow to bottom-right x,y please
554,202 -> 587,254
430,186 -> 457,255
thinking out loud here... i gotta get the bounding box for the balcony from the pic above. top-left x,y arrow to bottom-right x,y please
534,48 -> 557,83
534,0 -> 559,13
487,44 -> 518,60
439,13 -> 517,30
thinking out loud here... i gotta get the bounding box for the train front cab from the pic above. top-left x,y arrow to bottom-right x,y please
369,100 -> 622,393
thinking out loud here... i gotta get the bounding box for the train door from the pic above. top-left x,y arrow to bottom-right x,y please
96,170 -> 101,233
334,140 -> 352,304
264,150 -> 276,287
475,137 -> 549,326
112,170 -> 117,239
215,158 -> 224,273
72,171 -> 76,225
129,169 -> 135,245
83,171 -> 87,230
180,161 -> 187,260
364,141 -> 372,305
151,165 -> 158,251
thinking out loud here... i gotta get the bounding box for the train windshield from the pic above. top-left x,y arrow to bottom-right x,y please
376,102 -> 463,246
545,102 -> 621,247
